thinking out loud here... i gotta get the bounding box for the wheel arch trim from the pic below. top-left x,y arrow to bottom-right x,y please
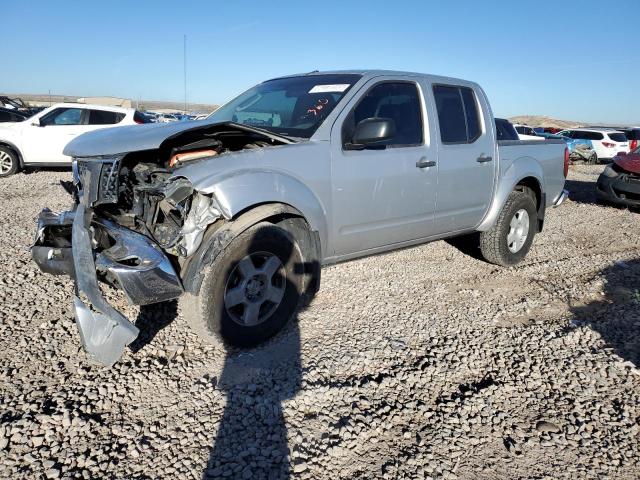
476,156 -> 544,232
181,202 -> 321,296
0,140 -> 24,167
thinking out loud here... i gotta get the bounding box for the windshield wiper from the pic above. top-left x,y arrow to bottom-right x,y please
227,122 -> 300,144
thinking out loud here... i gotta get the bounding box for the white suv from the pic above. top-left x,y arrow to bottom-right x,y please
557,128 -> 630,162
0,103 -> 149,177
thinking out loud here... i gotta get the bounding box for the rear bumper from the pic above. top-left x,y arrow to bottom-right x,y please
596,173 -> 640,208
32,205 -> 183,366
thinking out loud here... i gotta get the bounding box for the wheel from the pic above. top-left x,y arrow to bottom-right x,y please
589,151 -> 598,165
0,146 -> 19,177
479,189 -> 537,266
181,221 -> 305,347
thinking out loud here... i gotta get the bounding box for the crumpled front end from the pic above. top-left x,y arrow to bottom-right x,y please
32,158 -> 185,366
597,162 -> 640,208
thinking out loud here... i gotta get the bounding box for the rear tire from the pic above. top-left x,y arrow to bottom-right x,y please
480,189 -> 537,266
0,147 -> 19,177
181,221 -> 305,347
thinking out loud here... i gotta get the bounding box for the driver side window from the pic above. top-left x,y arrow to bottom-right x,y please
343,82 -> 423,147
40,108 -> 84,126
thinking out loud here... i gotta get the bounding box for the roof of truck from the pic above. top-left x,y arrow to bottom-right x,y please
268,69 -> 479,87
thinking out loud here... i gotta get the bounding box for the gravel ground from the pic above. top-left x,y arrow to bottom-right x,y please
1,165 -> 639,479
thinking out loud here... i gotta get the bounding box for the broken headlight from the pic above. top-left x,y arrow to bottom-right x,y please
73,155 -> 125,206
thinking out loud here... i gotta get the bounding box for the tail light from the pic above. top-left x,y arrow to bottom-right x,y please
134,118 -> 144,124
602,142 -> 616,148
631,139 -> 638,151
563,147 -> 569,178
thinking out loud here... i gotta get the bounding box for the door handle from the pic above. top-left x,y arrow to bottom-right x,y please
416,157 -> 436,168
476,154 -> 493,163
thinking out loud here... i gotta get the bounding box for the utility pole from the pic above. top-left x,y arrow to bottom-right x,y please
183,34 -> 187,114
48,89 -> 51,106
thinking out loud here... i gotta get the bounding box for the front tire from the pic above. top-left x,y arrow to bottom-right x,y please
0,147 -> 19,177
181,221 -> 305,347
479,189 -> 537,266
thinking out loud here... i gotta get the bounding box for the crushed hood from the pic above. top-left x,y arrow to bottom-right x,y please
63,120 -> 214,157
63,120 -> 294,158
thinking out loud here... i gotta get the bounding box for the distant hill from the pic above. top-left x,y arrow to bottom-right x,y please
507,116 -> 584,129
506,115 -> 633,129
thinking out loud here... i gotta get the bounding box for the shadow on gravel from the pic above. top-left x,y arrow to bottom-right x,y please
570,258 -> 640,366
203,226 -> 318,479
204,324 -> 302,479
445,233 -> 484,262
129,300 -> 179,353
564,178 -> 598,205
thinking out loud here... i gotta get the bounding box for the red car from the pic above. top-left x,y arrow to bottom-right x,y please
596,147 -> 640,207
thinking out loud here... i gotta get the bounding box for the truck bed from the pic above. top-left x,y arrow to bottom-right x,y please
497,138 -> 566,207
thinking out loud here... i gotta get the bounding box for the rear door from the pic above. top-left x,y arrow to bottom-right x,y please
330,77 -> 437,256
430,84 -> 496,233
86,108 -> 126,129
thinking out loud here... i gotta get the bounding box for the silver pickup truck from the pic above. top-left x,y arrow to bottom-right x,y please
32,70 -> 568,366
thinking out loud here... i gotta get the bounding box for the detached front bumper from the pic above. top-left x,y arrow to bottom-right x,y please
32,203 -> 183,366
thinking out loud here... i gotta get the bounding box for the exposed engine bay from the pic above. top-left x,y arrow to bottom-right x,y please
77,122 -> 291,264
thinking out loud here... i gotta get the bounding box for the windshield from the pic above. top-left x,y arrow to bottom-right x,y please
208,74 -> 362,138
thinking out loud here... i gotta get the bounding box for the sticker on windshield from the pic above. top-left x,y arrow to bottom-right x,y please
308,84 -> 350,93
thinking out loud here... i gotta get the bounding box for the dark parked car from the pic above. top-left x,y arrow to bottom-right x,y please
495,118 -> 519,140
0,107 -> 28,123
597,146 -> 640,208
623,128 -> 640,152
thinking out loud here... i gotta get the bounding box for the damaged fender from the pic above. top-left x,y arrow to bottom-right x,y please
178,168 -> 328,253
180,193 -> 222,256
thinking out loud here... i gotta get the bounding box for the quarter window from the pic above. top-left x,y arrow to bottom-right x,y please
607,132 -> 627,142
433,85 -> 482,144
343,82 -> 423,147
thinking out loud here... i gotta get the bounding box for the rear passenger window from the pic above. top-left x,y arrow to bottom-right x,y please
343,82 -> 423,147
433,85 -> 482,144
460,88 -> 480,141
88,109 -> 125,125
574,131 -> 603,141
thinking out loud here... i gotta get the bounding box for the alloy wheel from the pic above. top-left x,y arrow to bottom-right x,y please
0,151 -> 13,175
223,252 -> 286,326
507,209 -> 530,253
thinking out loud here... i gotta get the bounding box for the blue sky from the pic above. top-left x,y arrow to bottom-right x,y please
3,0 -> 639,123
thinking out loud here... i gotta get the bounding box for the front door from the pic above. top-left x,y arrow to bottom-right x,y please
330,79 -> 437,256
22,107 -> 89,164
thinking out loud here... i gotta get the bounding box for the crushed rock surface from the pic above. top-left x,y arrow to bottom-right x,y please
0,165 -> 639,479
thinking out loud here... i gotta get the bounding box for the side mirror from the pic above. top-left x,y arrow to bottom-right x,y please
31,118 -> 42,127
346,117 -> 396,150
